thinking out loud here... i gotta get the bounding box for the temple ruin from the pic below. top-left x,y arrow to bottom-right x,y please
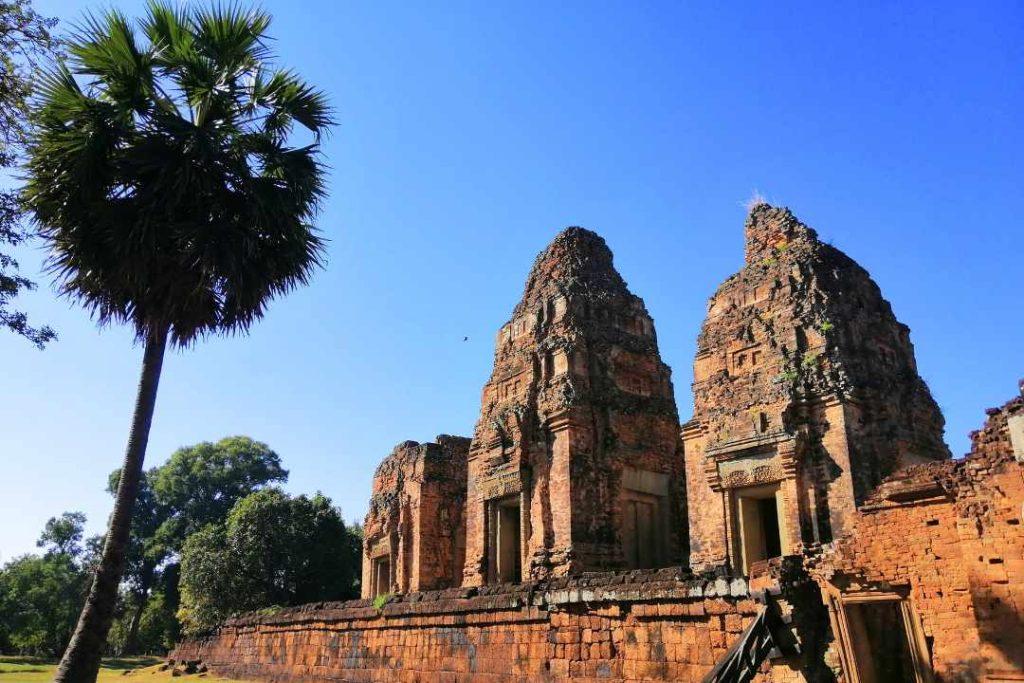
461,228 -> 686,585
173,204 -> 1024,683
683,204 -> 950,573
361,435 -> 471,597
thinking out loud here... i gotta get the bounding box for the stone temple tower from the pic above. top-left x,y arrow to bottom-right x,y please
362,435 -> 471,598
462,228 -> 686,586
683,204 -> 950,572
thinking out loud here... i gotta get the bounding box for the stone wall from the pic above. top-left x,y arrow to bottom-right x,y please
171,568 -> 811,683
810,392 -> 1024,681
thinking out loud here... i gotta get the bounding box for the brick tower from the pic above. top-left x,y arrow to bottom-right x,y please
362,435 -> 470,597
462,228 -> 686,586
683,204 -> 950,572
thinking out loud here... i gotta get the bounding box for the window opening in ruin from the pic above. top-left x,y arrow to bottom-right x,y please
371,556 -> 391,596
543,351 -> 554,379
734,484 -> 784,574
488,496 -> 521,584
546,298 -> 556,322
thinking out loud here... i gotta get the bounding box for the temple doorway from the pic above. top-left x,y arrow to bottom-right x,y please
827,591 -> 933,683
371,556 -> 391,596
488,495 -> 521,583
734,483 -> 784,573
623,496 -> 659,569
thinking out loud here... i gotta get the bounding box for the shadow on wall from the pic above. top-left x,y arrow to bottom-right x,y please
970,579 -> 1024,678
780,559 -> 838,683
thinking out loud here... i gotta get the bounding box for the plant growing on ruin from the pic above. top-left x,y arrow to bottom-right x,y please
24,5 -> 332,680
779,369 -> 799,384
818,320 -> 834,333
372,593 -> 393,611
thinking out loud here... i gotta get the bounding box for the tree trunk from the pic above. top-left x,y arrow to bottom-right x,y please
54,325 -> 168,683
123,561 -> 155,655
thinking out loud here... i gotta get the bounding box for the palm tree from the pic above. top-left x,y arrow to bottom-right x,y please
24,4 -> 331,681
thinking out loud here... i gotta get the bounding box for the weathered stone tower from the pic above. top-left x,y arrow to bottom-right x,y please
462,228 -> 686,586
683,204 -> 950,572
362,435 -> 470,597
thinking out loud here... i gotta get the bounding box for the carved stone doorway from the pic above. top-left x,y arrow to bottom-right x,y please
488,495 -> 522,584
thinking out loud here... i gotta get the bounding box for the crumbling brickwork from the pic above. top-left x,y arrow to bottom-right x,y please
969,383 -> 1024,462
362,436 -> 471,597
684,204 -> 950,571
810,390 -> 1024,681
463,228 -> 686,585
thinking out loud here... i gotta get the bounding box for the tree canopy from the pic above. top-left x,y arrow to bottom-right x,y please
108,436 -> 288,654
178,488 -> 359,635
0,0 -> 57,347
151,436 -> 288,548
0,510 -> 92,657
24,2 -> 331,347
37,511 -> 87,558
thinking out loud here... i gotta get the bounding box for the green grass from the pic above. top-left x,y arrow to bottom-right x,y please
0,657 -> 245,683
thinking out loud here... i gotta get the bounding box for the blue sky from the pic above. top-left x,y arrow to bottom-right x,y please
2,1 -> 1021,560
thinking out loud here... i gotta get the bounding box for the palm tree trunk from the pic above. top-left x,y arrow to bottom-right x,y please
54,325 -> 168,683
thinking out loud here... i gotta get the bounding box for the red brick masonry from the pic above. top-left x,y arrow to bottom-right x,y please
170,568 -> 803,683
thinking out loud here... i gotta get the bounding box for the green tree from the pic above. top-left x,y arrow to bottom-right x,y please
109,437 -> 286,653
37,511 -> 87,557
178,489 -> 357,635
151,436 -> 287,549
0,554 -> 87,656
0,512 -> 92,657
24,4 -> 331,680
0,0 -> 57,347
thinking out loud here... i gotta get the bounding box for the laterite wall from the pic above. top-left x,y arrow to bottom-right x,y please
170,569 -> 808,683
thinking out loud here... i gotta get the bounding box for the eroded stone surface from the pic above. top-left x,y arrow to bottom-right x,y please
362,435 -> 470,597
462,227 -> 686,585
684,204 -> 950,570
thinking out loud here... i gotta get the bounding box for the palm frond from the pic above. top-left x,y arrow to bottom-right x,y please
191,3 -> 272,72
67,9 -> 155,115
24,1 -> 333,347
255,69 -> 334,138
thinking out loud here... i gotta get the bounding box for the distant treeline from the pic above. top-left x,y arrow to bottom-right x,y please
0,437 -> 362,657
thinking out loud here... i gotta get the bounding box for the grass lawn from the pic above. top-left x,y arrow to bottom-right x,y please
0,657 -> 246,683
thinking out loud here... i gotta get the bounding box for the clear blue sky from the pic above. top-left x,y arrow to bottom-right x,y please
2,1 -> 1020,560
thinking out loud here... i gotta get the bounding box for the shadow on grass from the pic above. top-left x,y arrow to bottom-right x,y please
103,658 -> 163,671
0,657 -> 50,666
0,656 -> 161,671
